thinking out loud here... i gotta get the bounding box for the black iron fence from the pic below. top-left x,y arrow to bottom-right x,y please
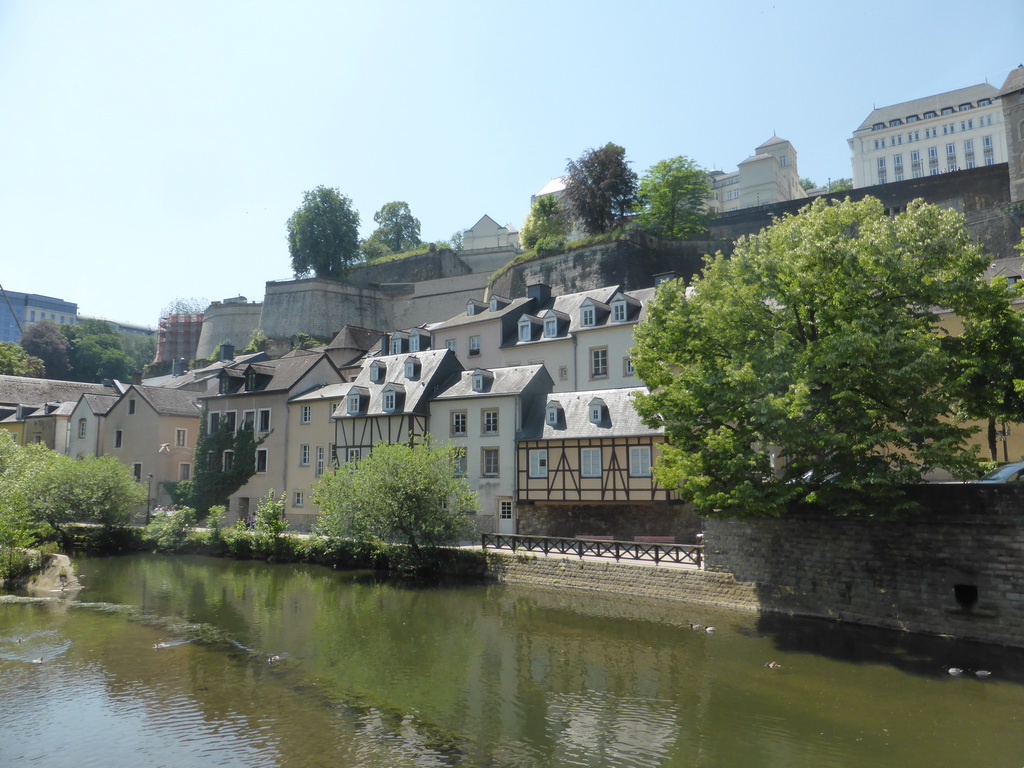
481,533 -> 703,568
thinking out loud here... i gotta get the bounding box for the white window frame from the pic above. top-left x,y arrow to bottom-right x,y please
446,339 -> 456,351
405,359 -> 417,379
347,447 -> 361,463
409,334 -> 420,352
299,444 -> 310,466
78,419 -> 87,439
472,372 -> 485,392
482,448 -> 499,477
347,393 -> 361,414
451,411 -> 467,436
499,499 -> 513,520
315,446 -> 325,477
546,404 -> 559,426
469,335 -> 481,356
518,319 -> 532,342
257,409 -> 271,433
294,491 -> 304,507
581,447 -> 602,478
581,306 -> 596,327
390,337 -> 403,355
370,361 -> 384,383
590,347 -> 608,378
482,409 -> 499,435
383,390 -> 397,413
629,445 -> 652,477
529,449 -> 548,478
611,301 -> 627,322
544,317 -> 557,337
624,357 -> 635,376
301,405 -> 312,424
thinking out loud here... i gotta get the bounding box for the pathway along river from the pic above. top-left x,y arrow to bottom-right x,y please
2,553 -> 1024,767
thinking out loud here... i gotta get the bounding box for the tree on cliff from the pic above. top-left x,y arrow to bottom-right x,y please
562,143 -> 639,235
634,156 -> 711,239
370,201 -> 421,253
632,196 -> 1009,518
287,186 -> 361,280
519,194 -> 569,250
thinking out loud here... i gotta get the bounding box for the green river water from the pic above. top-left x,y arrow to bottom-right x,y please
1,553 -> 1023,767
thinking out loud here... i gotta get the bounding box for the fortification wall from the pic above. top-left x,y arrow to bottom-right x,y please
195,301 -> 264,360
260,278 -> 393,341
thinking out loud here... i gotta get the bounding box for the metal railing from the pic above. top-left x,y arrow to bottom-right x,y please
481,533 -> 703,568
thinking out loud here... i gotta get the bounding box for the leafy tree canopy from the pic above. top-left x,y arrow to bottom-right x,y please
20,320 -> 70,379
632,196 -> 1003,518
826,178 -> 854,193
370,201 -> 422,253
520,194 -> 569,250
0,342 -> 44,377
287,186 -> 361,280
562,142 -> 639,235
635,156 -> 712,239
313,438 -> 477,554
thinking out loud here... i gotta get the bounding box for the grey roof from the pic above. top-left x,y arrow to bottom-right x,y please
997,65 -> 1024,98
289,382 -> 351,404
80,393 -> 119,416
756,135 -> 792,150
426,296 -> 532,332
326,325 -> 384,352
433,364 -> 547,400
505,285 -> 655,348
854,83 -> 999,132
331,348 -> 460,419
522,387 -> 661,441
0,375 -> 114,407
133,385 -> 202,418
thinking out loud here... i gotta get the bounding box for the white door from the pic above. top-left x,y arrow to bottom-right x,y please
497,498 -> 515,534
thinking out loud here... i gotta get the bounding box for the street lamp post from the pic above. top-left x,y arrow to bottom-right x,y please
146,473 -> 154,524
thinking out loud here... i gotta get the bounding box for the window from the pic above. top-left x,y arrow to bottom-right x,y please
590,401 -> 604,424
483,409 -> 499,435
370,361 -> 384,383
453,449 -> 467,477
299,444 -> 310,466
301,405 -> 311,424
612,301 -> 627,322
518,319 -> 532,342
133,463 -> 142,481
489,296 -> 499,312
390,337 -> 403,355
257,409 -> 271,432
209,412 -> 221,432
624,357 -> 635,376
446,339 -> 456,351
347,393 -> 361,414
347,447 -> 361,463
558,365 -> 568,381
590,347 -> 608,378
581,306 -> 595,327
469,336 -> 481,356
315,446 -> 324,476
629,446 -> 652,477
176,428 -> 187,447
528,449 -> 548,478
78,419 -> 86,439
466,300 -> 477,315
223,450 -> 234,471
245,372 -> 256,391
451,411 -> 467,436
482,448 -> 499,477
544,317 -> 557,337
256,448 -> 268,474
179,463 -> 191,482
877,157 -> 886,169
223,411 -> 236,432
114,430 -> 123,449
242,410 -> 255,430
404,358 -> 418,379
546,403 -> 560,426
581,448 -> 602,478
383,390 -> 397,412
409,334 -> 420,352
128,398 -> 136,415
472,371 -> 486,392
294,491 -> 304,507
499,499 -> 513,520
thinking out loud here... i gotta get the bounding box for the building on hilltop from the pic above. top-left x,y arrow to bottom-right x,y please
848,82 -> 1007,188
0,289 -> 78,343
706,136 -> 809,213
997,65 -> 1024,203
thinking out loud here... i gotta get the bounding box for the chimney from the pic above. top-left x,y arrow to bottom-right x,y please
172,358 -> 187,377
220,339 -> 235,361
526,283 -> 551,304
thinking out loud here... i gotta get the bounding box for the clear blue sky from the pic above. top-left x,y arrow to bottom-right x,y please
1,1 -> 1021,328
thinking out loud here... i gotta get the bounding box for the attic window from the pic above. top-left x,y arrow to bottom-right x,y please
472,371 -> 486,392
390,336 -> 403,355
889,118 -> 902,127
589,399 -> 606,424
382,389 -> 397,413
977,98 -> 991,107
404,358 -> 419,379
518,318 -> 532,342
370,361 -> 384,383
245,372 -> 256,391
611,300 -> 627,323
544,317 -> 557,337
347,393 -> 361,414
409,334 -> 421,352
466,300 -> 477,316
924,110 -> 937,119
489,296 -> 499,312
581,306 -> 595,327
545,403 -> 560,426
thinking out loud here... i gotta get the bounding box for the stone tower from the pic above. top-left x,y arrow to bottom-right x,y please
998,65 -> 1024,203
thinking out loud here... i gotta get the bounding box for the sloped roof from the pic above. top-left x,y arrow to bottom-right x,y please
756,135 -> 792,150
0,375 -> 113,407
997,65 -> 1024,98
504,285 -> 655,347
327,325 -> 383,352
80,393 -> 119,416
133,385 -> 202,418
331,348 -> 460,419
433,364 -> 547,400
854,83 -> 999,132
426,296 -> 532,332
521,387 -> 660,441
535,177 -> 567,197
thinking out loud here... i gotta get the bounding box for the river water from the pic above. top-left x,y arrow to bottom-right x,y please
1,553 -> 1023,767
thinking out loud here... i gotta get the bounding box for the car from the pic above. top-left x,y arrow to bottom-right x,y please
973,461 -> 1024,484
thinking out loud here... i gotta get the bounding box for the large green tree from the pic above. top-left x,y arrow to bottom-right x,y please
61,320 -> 134,383
312,438 -> 477,554
635,156 -> 711,239
20,320 -> 70,379
370,201 -> 421,253
632,196 -> 1002,517
520,195 -> 569,250
287,186 -> 361,280
0,342 -> 44,377
562,142 -> 639,235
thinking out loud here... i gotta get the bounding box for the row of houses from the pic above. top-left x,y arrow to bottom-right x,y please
1,278 -> 693,540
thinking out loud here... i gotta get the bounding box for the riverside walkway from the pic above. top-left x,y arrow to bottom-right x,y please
479,533 -> 704,571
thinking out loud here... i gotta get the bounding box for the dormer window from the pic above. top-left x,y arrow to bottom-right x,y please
589,398 -> 606,424
382,389 -> 397,413
518,317 -> 533,342
219,376 -> 230,395
978,98 -> 991,107
390,336 -> 403,355
409,333 -> 420,352
472,370 -> 491,393
489,296 -> 499,312
466,300 -> 478,316
245,372 -> 256,391
545,402 -> 561,426
543,317 -> 556,337
347,393 -> 362,414
924,110 -> 937,119
581,306 -> 595,327
404,358 -> 419,379
611,297 -> 628,322
370,361 -> 384,383
941,106 -> 954,115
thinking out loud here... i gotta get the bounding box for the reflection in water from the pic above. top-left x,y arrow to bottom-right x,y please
1,553 -> 1023,767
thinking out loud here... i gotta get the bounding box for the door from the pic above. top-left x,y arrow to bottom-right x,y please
497,498 -> 515,534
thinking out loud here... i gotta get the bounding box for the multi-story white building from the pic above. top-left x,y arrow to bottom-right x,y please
848,83 -> 1007,188
706,136 -> 809,213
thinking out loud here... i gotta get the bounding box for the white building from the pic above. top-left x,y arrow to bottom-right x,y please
848,83 -> 1007,188
706,136 -> 808,213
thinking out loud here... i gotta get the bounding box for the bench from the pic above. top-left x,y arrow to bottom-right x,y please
576,534 -> 614,541
633,535 -> 676,544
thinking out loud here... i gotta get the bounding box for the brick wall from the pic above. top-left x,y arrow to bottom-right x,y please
517,500 -> 701,542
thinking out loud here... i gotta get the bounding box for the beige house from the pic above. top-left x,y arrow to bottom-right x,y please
200,351 -> 344,522
103,384 -> 202,513
707,136 -> 809,213
431,364 -> 552,534
67,393 -> 119,459
0,375 -> 122,452
427,292 -> 533,370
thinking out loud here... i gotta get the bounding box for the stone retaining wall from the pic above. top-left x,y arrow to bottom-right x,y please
484,552 -> 758,613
